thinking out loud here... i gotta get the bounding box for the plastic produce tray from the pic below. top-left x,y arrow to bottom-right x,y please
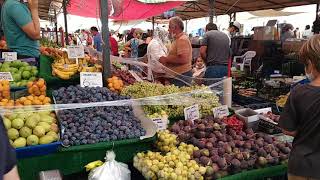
16,142 -> 61,159
244,103 -> 280,114
258,119 -> 282,134
232,93 -> 267,106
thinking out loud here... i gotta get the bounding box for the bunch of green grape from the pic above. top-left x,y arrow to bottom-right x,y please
121,82 -> 221,117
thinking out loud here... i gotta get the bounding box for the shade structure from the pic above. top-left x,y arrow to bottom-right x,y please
67,0 -> 184,20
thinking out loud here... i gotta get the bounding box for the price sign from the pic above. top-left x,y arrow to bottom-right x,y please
67,46 -> 85,59
184,104 -> 200,121
2,52 -> 17,61
212,105 -> 230,118
80,72 -> 103,87
0,72 -> 13,81
152,118 -> 167,131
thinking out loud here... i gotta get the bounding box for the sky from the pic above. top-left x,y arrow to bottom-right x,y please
42,4 -> 316,34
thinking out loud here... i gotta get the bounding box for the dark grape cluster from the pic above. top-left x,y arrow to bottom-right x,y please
53,85 -> 146,146
113,70 -> 136,85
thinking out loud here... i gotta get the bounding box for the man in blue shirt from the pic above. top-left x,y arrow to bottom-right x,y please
90,26 -> 102,52
1,0 -> 40,58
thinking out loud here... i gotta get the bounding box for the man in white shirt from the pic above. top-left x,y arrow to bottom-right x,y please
302,25 -> 313,39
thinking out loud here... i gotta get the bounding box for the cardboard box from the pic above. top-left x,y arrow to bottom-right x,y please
253,26 -> 278,41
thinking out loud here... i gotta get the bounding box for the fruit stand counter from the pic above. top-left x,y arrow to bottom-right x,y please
221,164 -> 287,180
17,137 -> 156,180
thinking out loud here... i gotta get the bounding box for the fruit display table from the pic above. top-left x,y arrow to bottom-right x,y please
17,137 -> 156,180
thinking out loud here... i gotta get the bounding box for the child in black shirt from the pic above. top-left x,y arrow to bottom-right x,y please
280,35 -> 320,180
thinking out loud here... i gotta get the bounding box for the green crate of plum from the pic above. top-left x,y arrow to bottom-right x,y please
52,85 -> 157,147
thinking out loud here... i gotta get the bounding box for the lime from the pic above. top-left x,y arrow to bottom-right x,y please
31,69 -> 38,76
13,73 -> 21,81
22,71 -> 31,79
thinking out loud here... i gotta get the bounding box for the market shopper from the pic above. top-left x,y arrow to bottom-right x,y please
90,26 -> 102,52
0,119 -> 20,180
1,0 -> 40,59
109,33 -> 119,56
280,24 -> 294,43
302,25 -> 313,39
147,27 -> 168,74
200,23 -> 230,81
159,16 -> 192,87
124,29 -> 143,58
279,34 -> 320,180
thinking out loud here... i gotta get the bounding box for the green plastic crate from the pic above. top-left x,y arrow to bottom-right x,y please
39,55 -> 80,89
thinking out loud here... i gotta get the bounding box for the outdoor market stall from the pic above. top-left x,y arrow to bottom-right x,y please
2,0 -> 319,179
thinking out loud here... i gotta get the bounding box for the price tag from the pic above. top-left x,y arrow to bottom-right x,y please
80,72 -> 103,87
67,46 -> 85,59
184,104 -> 200,121
212,105 -> 230,118
152,118 -> 167,131
0,72 -> 13,81
2,52 -> 17,61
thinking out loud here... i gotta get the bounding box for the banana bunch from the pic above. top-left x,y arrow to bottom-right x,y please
84,160 -> 104,172
51,54 -> 103,80
78,58 -> 103,73
52,57 -> 78,80
276,93 -> 289,108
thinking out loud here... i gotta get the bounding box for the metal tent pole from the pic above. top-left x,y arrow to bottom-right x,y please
209,0 -> 215,23
100,0 -> 111,80
63,0 -> 69,46
54,9 -> 59,46
185,20 -> 188,33
152,17 -> 155,33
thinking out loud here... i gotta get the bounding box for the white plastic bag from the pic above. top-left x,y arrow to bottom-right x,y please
88,151 -> 131,180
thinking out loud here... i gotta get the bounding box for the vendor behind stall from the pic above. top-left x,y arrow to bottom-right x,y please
281,24 -> 294,43
159,16 -> 192,87
1,0 -> 40,59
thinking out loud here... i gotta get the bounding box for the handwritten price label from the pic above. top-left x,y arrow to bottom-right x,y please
80,72 -> 103,87
2,52 -> 17,61
184,104 -> 200,121
213,105 -> 229,118
67,46 -> 85,59
152,118 -> 167,131
0,72 -> 13,81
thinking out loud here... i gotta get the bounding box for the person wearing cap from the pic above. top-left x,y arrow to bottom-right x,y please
228,21 -> 241,37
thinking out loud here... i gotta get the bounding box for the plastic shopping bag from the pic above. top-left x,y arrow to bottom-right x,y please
88,151 -> 131,180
